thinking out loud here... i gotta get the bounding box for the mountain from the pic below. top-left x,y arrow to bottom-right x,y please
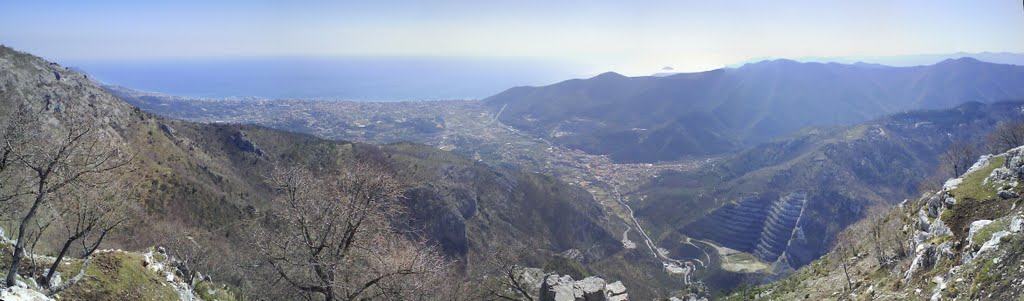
627,100 -> 1023,285
484,58 -> 1024,163
728,52 -> 1024,68
0,46 -> 638,299
725,144 -> 1024,300
104,57 -> 1024,297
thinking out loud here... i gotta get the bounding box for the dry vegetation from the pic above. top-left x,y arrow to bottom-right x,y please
247,162 -> 451,300
1,105 -> 139,295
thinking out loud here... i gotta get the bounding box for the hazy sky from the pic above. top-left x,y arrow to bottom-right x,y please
3,0 -> 1023,74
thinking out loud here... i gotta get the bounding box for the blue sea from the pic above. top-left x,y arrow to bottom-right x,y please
70,57 -> 591,101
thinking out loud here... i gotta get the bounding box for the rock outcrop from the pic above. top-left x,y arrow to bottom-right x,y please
517,268 -> 628,301
228,131 -> 264,156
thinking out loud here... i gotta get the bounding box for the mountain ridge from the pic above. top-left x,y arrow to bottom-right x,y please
485,58 -> 1024,163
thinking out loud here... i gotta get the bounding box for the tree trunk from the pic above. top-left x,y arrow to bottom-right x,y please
6,189 -> 46,287
44,235 -> 80,288
841,253 -> 852,292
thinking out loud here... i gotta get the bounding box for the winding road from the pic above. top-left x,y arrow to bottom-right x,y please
609,185 -> 709,285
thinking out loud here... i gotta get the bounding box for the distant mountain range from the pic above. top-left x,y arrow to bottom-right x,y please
485,58 -> 1024,163
727,52 -> 1024,68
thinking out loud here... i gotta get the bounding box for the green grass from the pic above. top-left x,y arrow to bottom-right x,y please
59,252 -> 180,301
0,242 -> 241,301
950,156 -> 1006,201
927,234 -> 953,245
969,258 -> 997,298
196,280 -> 243,301
972,218 -> 1011,246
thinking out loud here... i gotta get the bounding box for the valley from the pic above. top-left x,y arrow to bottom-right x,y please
112,58 -> 1024,298
113,69 -> 1024,300
4,2 -> 1024,300
112,85 -> 727,293
5,44 -> 1024,300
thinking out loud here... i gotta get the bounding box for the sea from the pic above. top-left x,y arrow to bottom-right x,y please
69,57 -> 592,101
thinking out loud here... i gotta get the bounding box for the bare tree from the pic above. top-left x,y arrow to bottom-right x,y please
42,176 -> 136,294
0,111 -> 32,219
251,163 -> 448,301
473,245 -> 538,301
940,141 -> 978,178
830,227 -> 863,293
164,230 -> 213,288
986,121 -> 1024,153
835,241 -> 854,292
866,208 -> 908,269
2,110 -> 132,288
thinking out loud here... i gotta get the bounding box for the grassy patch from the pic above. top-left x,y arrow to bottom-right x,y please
927,234 -> 952,245
972,218 -> 1011,246
950,156 -> 1006,201
969,259 -> 996,298
196,280 -> 242,301
59,252 -> 179,301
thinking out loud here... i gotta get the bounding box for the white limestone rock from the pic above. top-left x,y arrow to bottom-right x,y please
930,218 -> 952,237
605,281 -> 626,295
978,230 -> 1010,255
0,286 -> 53,301
968,220 -> 994,244
576,276 -> 607,300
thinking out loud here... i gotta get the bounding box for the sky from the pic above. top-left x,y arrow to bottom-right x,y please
2,0 -> 1024,75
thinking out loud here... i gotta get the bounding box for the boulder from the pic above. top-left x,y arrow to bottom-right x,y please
916,211 -> 931,232
967,220 -> 993,244
978,230 -> 1010,255
930,218 -> 952,237
536,273 -> 627,301
576,276 -> 606,301
517,267 -> 547,293
541,274 -> 577,301
605,281 -> 627,301
905,244 -> 937,282
605,281 -> 626,295
0,286 -> 53,301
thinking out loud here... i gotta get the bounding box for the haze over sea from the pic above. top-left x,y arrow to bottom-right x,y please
71,57 -> 589,101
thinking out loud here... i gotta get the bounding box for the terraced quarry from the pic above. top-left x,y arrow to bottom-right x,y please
683,193 -> 807,271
